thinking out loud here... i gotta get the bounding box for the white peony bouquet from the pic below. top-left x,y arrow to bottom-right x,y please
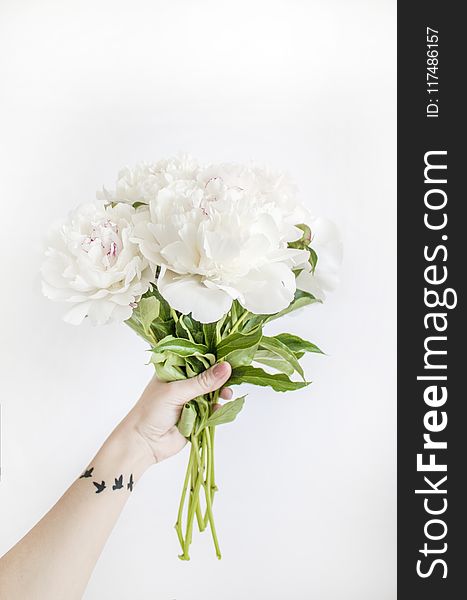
42,155 -> 341,559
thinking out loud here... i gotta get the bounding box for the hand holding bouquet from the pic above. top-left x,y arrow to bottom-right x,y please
42,155 -> 341,559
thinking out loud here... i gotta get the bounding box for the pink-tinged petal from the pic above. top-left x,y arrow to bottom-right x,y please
41,201 -> 152,325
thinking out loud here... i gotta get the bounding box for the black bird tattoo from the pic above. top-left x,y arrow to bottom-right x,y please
112,475 -> 124,490
79,467 -> 94,479
93,480 -> 106,494
127,474 -> 134,492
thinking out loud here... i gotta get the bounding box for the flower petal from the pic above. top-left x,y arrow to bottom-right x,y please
236,262 -> 296,315
157,268 -> 232,323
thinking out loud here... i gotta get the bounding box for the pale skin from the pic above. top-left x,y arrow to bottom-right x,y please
0,361 -> 232,600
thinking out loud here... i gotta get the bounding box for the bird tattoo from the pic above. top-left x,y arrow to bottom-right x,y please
81,471 -> 133,494
93,481 -> 106,494
79,467 -> 94,478
112,475 -> 124,490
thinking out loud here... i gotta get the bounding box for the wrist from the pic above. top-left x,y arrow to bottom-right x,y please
104,417 -> 155,479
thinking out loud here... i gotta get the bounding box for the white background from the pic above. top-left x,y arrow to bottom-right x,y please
0,1 -> 396,598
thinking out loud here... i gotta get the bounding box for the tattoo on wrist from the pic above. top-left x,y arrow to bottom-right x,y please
79,467 -> 94,478
112,475 -> 123,490
79,468 -> 134,494
93,481 -> 106,493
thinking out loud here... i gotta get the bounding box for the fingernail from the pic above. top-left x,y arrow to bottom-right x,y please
213,362 -> 228,377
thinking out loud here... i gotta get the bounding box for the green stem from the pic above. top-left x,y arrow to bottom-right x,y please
175,441 -> 195,554
204,428 -> 222,559
192,437 -> 206,532
210,391 -> 219,496
203,426 -> 215,528
210,426 -> 217,494
176,366 -> 227,559
181,436 -> 204,560
183,443 -> 197,552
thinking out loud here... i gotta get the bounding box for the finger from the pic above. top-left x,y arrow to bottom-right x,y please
220,387 -> 233,400
169,362 -> 232,404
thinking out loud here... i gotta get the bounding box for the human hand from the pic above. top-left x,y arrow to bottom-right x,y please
0,366 -> 234,600
115,362 -> 232,467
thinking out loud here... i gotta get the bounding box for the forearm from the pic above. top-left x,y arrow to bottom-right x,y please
0,365 -> 231,598
0,419 -> 153,600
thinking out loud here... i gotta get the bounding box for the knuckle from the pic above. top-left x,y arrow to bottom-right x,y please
197,369 -> 212,391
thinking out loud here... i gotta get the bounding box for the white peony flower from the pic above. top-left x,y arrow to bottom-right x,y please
97,155 -> 200,206
295,217 -> 343,300
198,162 -> 310,241
132,169 -> 310,323
41,202 -> 153,325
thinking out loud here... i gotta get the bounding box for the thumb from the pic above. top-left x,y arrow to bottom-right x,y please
170,362 -> 232,404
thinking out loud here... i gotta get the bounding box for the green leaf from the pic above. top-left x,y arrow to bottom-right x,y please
192,330 -> 205,345
175,315 -> 204,342
259,336 -> 305,380
288,224 -> 312,249
151,351 -> 186,368
125,315 -> 152,343
308,248 -> 318,273
185,356 -> 206,376
138,296 -> 160,334
253,349 -> 295,376
230,301 -> 238,324
205,396 -> 246,427
265,290 -> 320,322
274,333 -> 324,355
215,314 -> 228,346
151,286 -> 172,321
203,323 -> 217,352
153,362 -> 186,382
217,327 -> 263,359
241,314 -> 269,332
297,223 -> 312,243
177,401 -> 197,437
228,366 -> 310,392
175,317 -> 189,340
152,319 -> 175,341
197,353 -> 216,368
224,345 -> 257,369
152,336 -> 210,358
187,315 -> 203,332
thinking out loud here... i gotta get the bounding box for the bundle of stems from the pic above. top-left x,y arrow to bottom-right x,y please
175,397 -> 221,560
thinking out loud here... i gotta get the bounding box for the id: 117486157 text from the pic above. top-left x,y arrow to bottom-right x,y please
426,27 -> 439,118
